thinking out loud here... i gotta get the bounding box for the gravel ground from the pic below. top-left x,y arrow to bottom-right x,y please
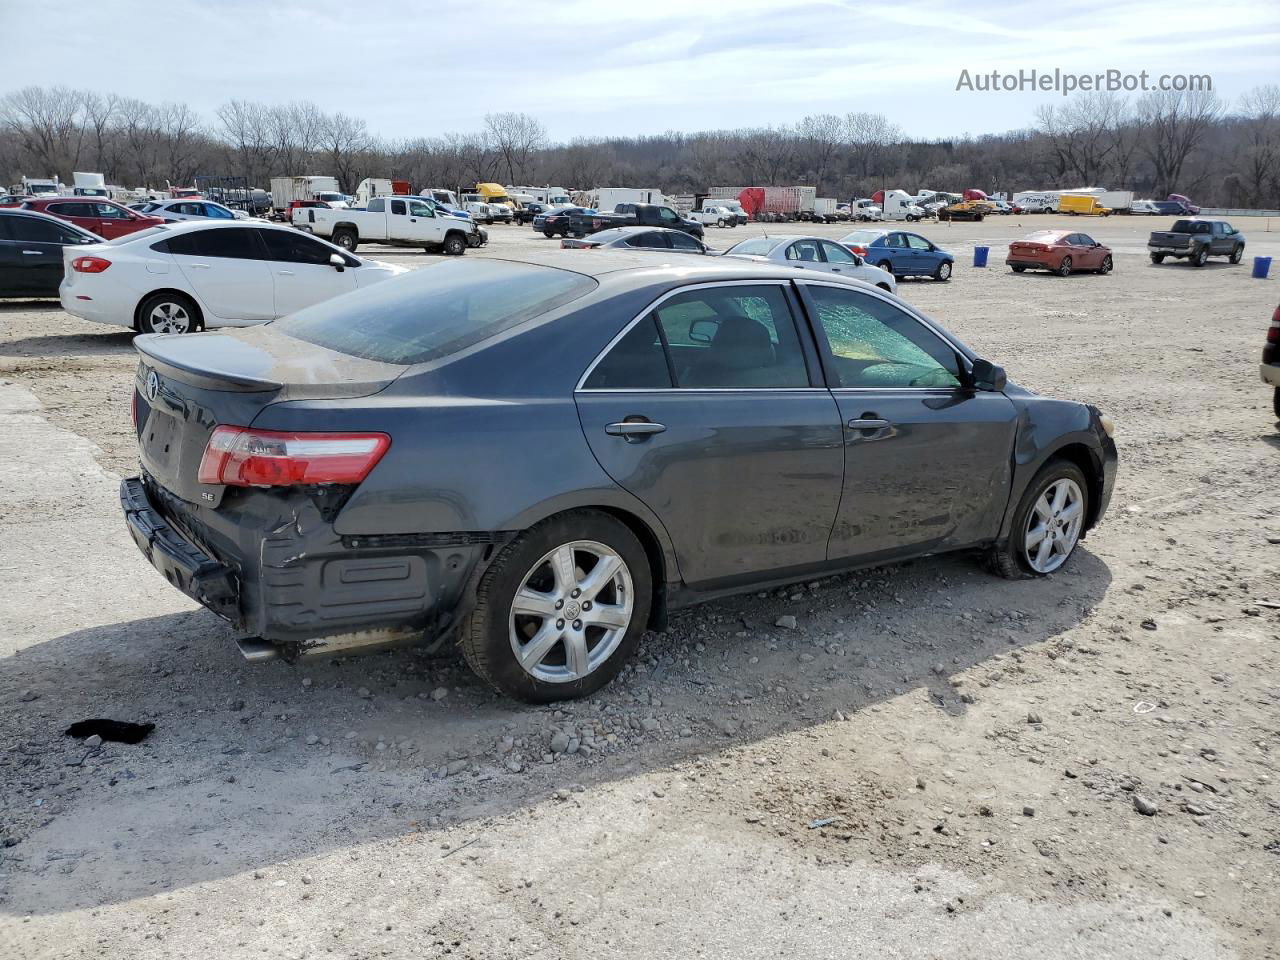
1,214 -> 1278,959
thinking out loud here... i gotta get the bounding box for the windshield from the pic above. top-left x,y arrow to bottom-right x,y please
30,184 -> 58,194
725,236 -> 782,256
274,260 -> 598,365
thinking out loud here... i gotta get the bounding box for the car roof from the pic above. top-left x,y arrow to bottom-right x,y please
598,226 -> 694,236
0,206 -> 99,235
486,250 -> 879,287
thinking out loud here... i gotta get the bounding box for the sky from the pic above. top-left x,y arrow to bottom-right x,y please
4,0 -> 1278,142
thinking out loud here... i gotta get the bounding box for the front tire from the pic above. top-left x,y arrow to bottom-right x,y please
934,261 -> 952,281
138,291 -> 199,334
460,510 -> 652,703
991,459 -> 1089,579
1098,255 -> 1113,274
1230,245 -> 1244,264
442,233 -> 467,256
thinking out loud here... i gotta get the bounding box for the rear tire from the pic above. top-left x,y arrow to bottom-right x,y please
990,459 -> 1089,579
460,510 -> 652,703
1192,246 -> 1208,267
138,291 -> 200,335
331,229 -> 358,252
1150,253 -> 1165,264
1011,265 -> 1026,273
543,230 -> 555,238
1057,256 -> 1073,277
1274,387 -> 1280,421
877,259 -> 894,276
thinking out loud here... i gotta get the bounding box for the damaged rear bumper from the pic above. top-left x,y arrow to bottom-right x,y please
120,475 -> 496,655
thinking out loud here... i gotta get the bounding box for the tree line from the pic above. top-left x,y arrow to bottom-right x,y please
2,85 -> 1277,208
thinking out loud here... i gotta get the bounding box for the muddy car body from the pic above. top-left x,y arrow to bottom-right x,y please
122,253 -> 1117,701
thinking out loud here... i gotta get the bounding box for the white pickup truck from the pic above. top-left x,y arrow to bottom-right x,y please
689,205 -> 737,228
294,194 -> 478,255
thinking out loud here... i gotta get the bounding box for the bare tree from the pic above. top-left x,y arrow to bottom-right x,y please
845,112 -> 902,180
318,111 -> 369,191
217,100 -> 277,186
0,85 -> 86,178
484,112 -> 546,184
1238,84 -> 1280,207
1135,89 -> 1223,198
796,114 -> 844,192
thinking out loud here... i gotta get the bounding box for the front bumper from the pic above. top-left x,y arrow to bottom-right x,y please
120,475 -> 489,648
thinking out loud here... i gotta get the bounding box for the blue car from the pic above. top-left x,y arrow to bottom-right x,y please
840,228 -> 954,280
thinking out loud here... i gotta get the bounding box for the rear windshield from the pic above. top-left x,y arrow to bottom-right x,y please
725,236 -> 781,256
110,224 -> 169,244
273,260 -> 598,365
1171,219 -> 1208,233
840,230 -> 880,245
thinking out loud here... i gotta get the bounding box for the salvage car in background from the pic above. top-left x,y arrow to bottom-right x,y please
723,234 -> 896,291
1006,231 -> 1113,276
561,226 -> 710,254
1261,304 -> 1280,420
840,228 -> 954,281
137,198 -> 254,223
60,220 -> 404,333
22,197 -> 165,240
0,208 -> 100,297
1148,219 -> 1245,266
119,252 -> 1116,702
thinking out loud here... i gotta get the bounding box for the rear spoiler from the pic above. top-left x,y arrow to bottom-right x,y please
134,334 -> 284,392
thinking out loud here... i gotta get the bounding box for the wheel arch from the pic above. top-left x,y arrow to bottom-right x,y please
1046,442 -> 1105,531
134,287 -> 205,332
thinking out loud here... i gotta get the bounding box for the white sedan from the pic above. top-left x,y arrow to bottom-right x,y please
60,220 -> 406,334
720,234 -> 897,292
134,198 -> 256,222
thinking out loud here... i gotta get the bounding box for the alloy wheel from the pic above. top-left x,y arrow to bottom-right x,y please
1023,478 -> 1084,573
149,302 -> 191,334
508,540 -> 634,684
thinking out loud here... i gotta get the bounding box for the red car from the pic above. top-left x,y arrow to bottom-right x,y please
20,197 -> 164,240
1006,230 -> 1113,276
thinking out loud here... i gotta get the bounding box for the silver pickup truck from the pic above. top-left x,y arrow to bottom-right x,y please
294,195 -> 481,255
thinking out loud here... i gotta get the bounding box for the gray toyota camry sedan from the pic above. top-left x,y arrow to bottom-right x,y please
122,252 -> 1117,702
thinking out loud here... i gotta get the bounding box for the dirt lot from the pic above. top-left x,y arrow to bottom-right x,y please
2,214 -> 1278,959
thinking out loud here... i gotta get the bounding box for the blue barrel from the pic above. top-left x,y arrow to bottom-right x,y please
1253,256 -> 1272,279
973,245 -> 990,268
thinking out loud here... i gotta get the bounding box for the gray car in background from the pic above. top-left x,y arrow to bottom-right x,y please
722,234 -> 898,292
561,225 -> 711,254
121,253 -> 1117,702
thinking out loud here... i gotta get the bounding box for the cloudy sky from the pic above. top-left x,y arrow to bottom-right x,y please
7,0 -> 1278,141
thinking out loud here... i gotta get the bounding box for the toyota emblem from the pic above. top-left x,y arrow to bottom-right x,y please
145,369 -> 160,402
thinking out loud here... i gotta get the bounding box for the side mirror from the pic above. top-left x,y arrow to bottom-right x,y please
971,358 -> 1006,392
328,253 -> 346,272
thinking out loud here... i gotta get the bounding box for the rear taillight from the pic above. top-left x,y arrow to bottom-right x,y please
197,426 -> 390,488
1268,307 -> 1280,343
72,256 -> 111,273
131,389 -> 138,429
848,245 -> 867,255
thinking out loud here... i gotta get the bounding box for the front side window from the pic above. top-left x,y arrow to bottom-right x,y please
204,204 -> 234,219
408,200 -> 434,218
94,203 -> 128,219
654,285 -> 809,389
805,284 -> 961,390
820,240 -> 856,263
905,234 -> 932,250
259,228 -> 353,266
1076,234 -> 1095,246
669,232 -> 703,252
658,207 -> 679,222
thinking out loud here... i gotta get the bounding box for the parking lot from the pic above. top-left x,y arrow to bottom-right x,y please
2,214 -> 1279,959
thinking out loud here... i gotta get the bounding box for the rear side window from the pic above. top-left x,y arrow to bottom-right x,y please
368,197 -> 385,212
582,317 -> 672,389
390,200 -> 406,215
273,260 -> 598,365
163,228 -> 261,259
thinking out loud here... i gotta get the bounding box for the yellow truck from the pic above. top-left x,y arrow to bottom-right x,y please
1059,194 -> 1111,216
475,183 -> 516,210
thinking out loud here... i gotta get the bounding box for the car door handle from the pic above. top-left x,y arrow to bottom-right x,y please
605,421 -> 666,441
189,262 -> 211,269
276,270 -> 295,276
848,418 -> 890,429
21,250 -> 43,255
830,267 -> 841,272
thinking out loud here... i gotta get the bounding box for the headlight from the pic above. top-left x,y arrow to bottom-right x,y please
1098,413 -> 1115,437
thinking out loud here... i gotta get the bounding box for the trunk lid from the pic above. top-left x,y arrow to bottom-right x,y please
133,325 -> 405,507
1149,232 -> 1191,248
